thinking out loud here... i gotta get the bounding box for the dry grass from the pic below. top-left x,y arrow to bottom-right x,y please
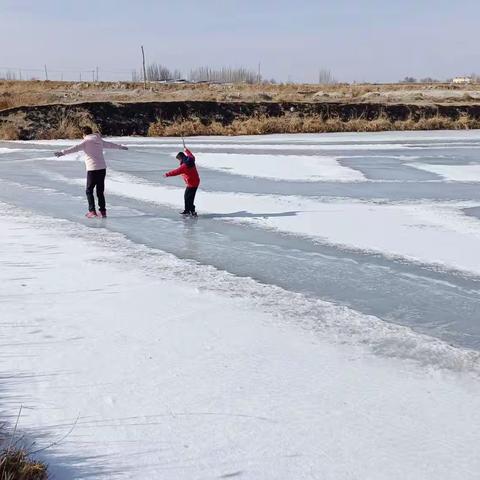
0,415 -> 48,480
0,449 -> 47,480
2,80 -> 480,111
0,106 -> 99,141
2,109 -> 479,141
0,123 -> 22,140
147,112 -> 480,137
36,112 -> 98,140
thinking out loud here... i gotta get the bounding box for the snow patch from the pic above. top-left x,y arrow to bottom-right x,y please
410,162 -> 480,182
195,152 -> 366,182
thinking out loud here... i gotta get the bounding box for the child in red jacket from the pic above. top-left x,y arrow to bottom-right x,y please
164,146 -> 200,216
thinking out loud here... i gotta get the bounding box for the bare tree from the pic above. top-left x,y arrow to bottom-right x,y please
172,69 -> 183,80
131,69 -> 140,82
189,66 -> 260,84
318,68 -> 336,84
147,63 -> 172,81
131,63 -> 183,82
469,73 -> 480,83
420,77 -> 440,83
130,64 -> 272,84
0,70 -> 18,81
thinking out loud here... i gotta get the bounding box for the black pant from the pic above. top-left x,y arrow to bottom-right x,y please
184,187 -> 198,213
86,169 -> 106,212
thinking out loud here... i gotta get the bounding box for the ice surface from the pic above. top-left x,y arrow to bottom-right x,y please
2,132 -> 480,350
2,130 -> 480,477
51,169 -> 480,276
1,205 -> 480,480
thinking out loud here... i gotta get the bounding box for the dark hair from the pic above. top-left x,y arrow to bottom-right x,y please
82,126 -> 93,135
176,151 -> 195,168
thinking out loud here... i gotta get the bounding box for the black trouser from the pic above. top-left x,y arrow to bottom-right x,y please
86,169 -> 106,212
184,187 -> 198,213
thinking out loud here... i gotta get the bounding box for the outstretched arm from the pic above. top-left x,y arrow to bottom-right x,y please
54,141 -> 86,157
102,139 -> 128,150
184,147 -> 195,160
164,164 -> 187,178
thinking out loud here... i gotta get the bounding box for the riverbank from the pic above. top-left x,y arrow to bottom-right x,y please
3,80 -> 480,140
2,99 -> 480,140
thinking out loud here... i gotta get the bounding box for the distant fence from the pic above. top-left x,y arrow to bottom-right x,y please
0,66 -> 135,82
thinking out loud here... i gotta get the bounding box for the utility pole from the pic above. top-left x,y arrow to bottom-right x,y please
141,45 -> 147,89
44,64 -> 48,81
96,66 -> 99,82
258,62 -> 261,84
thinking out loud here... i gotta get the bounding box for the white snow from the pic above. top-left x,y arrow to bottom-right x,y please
1,204 -> 480,479
128,141 -> 480,152
13,139 -> 79,146
195,152 -> 366,182
410,162 -> 480,182
0,147 -> 46,154
126,142 -> 409,151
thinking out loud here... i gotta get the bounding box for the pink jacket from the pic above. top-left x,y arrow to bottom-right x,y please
60,134 -> 125,171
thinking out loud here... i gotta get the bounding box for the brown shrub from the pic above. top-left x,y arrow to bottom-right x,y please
0,100 -> 13,111
147,120 -> 166,136
394,118 -> 418,131
0,449 -> 47,480
416,115 -> 455,130
37,112 -> 99,140
0,122 -> 21,140
456,113 -> 480,129
146,111 -> 480,137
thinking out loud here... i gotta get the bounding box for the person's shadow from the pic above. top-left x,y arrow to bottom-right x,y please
201,210 -> 299,219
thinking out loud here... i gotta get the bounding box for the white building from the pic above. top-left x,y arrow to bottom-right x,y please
452,76 -> 473,84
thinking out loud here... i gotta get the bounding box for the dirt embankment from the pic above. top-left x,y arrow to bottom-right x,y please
2,81 -> 480,139
2,100 -> 480,140
3,80 -> 480,109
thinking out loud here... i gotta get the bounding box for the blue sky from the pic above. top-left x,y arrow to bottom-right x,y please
0,0 -> 478,82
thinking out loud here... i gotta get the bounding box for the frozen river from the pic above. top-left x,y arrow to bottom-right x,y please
2,131 -> 480,478
1,131 -> 479,351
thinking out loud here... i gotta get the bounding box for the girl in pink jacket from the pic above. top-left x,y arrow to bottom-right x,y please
55,126 -> 127,218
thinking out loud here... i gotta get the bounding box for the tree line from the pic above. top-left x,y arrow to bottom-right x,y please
132,64 -> 265,84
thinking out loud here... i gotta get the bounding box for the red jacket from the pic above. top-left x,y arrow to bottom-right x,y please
165,148 -> 200,188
